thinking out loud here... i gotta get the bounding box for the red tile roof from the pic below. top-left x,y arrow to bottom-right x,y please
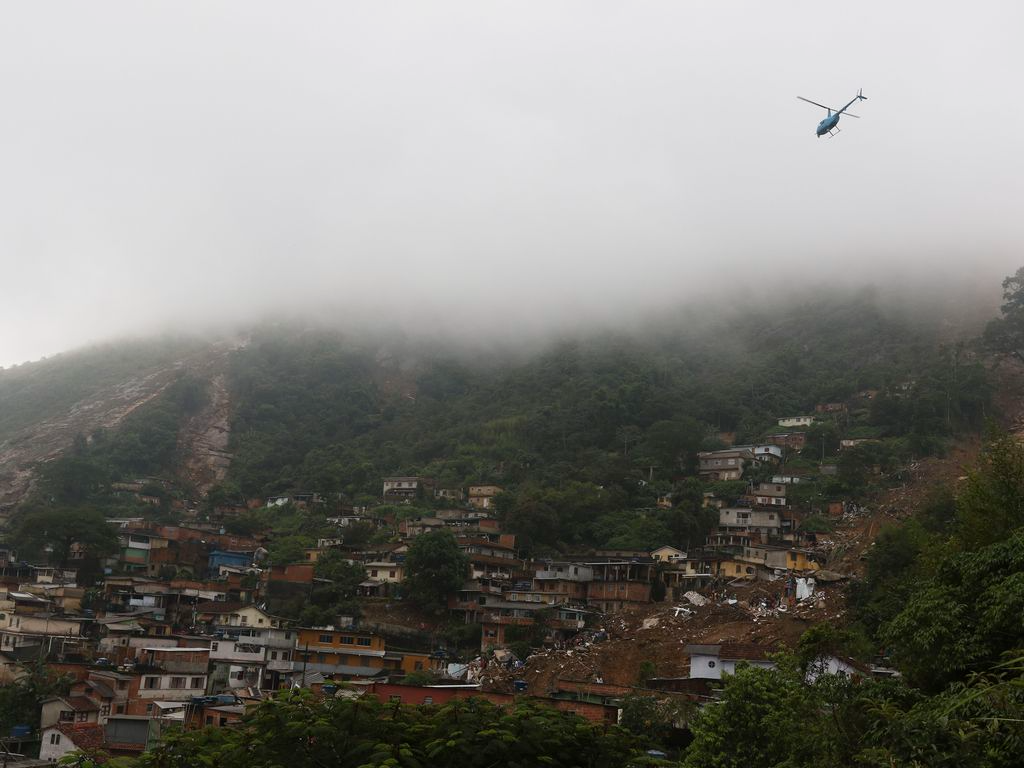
55,723 -> 105,751
193,600 -> 245,614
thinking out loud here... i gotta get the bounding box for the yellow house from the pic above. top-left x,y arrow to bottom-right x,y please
295,627 -> 387,679
650,546 -> 686,563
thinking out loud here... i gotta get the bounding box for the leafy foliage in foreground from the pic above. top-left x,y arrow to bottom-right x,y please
684,657 -> 1024,768
137,692 -> 645,768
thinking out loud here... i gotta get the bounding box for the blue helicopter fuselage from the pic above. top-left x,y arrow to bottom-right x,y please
816,113 -> 840,136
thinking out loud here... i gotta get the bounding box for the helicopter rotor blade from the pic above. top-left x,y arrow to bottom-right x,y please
797,96 -> 834,111
841,112 -> 861,119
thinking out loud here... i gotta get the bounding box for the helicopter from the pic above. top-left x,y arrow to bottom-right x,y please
798,89 -> 866,137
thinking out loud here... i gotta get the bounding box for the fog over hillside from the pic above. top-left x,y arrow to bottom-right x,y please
2,2 -> 1022,367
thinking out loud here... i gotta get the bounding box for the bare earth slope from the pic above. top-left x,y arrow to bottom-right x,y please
0,341 -> 242,515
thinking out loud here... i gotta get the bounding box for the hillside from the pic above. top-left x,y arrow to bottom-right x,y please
0,289 -> 993,526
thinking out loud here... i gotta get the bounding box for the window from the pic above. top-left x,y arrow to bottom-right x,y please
422,696 -> 433,705
281,652 -> 289,661
284,632 -> 292,640
100,704 -> 110,717
116,705 -> 125,714
269,651 -> 277,660
50,732 -> 61,745
77,711 -> 89,722
146,703 -> 154,713
370,570 -> 378,577
191,677 -> 204,688
59,710 -> 74,722
708,660 -> 716,668
170,677 -> 186,689
340,636 -> 354,645
117,681 -> 127,690
205,715 -> 213,725
144,677 -> 159,689
414,661 -> 423,671
211,642 -> 219,651
357,638 -> 372,647
319,634 -> 334,644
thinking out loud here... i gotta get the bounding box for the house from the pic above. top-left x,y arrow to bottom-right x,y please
650,546 -> 686,563
805,655 -> 874,682
718,507 -> 782,537
468,485 -> 503,510
732,444 -> 784,464
383,477 -> 432,502
294,626 -> 388,680
685,643 -> 777,679
480,603 -> 588,651
753,483 -> 787,507
737,544 -> 818,574
126,649 -> 210,714
103,714 -> 162,757
39,723 -> 105,763
584,559 -> 655,613
40,695 -> 101,729
193,602 -> 280,630
364,561 -> 404,583
400,517 -> 446,538
697,449 -> 755,481
840,438 -> 877,449
434,487 -> 464,502
777,416 -> 814,427
764,432 -> 807,450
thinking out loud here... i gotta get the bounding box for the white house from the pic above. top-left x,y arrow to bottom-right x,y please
39,724 -> 104,763
684,643 -> 776,680
777,416 -> 814,427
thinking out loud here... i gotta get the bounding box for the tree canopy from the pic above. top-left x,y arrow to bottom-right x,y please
403,530 -> 470,609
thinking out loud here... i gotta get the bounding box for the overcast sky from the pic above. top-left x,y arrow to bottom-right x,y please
1,1 -> 1022,366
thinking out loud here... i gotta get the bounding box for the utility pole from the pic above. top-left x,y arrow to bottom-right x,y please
301,641 -> 309,688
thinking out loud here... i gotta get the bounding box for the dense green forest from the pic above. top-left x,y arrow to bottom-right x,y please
7,287 -> 993,560
224,291 -> 989,502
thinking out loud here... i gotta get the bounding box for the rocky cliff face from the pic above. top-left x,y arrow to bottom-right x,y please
0,339 -> 244,516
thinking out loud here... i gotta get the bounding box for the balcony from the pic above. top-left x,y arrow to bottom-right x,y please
266,659 -> 294,672
535,570 -> 589,582
483,614 -> 533,627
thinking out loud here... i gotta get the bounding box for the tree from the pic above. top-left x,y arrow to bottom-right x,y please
137,691 -> 644,768
13,507 -> 118,567
984,265 -> 1024,362
313,550 -> 366,604
0,663 -> 72,734
619,694 -> 690,748
403,530 -> 469,609
882,533 -> 1024,691
266,535 -> 312,565
956,429 -> 1024,550
684,660 -> 824,768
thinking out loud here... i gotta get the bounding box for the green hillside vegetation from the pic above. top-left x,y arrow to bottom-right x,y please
8,290 -> 992,560
14,374 -> 208,522
215,292 -> 987,553
0,337 -> 206,442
